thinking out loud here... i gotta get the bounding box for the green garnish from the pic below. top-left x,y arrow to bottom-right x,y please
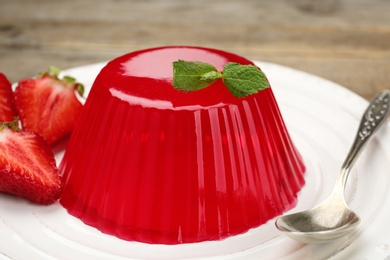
0,117 -> 20,131
172,60 -> 269,98
48,66 -> 61,77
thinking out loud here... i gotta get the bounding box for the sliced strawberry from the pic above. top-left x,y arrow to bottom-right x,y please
0,120 -> 63,204
0,72 -> 17,122
14,67 -> 84,145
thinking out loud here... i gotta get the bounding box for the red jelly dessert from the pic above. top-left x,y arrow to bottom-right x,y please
60,46 -> 306,244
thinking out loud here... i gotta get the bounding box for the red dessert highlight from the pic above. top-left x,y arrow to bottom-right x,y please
60,46 -> 306,244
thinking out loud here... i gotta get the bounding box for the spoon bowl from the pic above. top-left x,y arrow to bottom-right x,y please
276,197 -> 360,243
276,90 -> 390,243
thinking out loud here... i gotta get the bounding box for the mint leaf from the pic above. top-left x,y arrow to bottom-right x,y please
201,71 -> 222,81
172,60 -> 269,98
172,60 -> 222,91
223,62 -> 269,98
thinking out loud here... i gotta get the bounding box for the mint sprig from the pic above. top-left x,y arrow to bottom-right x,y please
172,60 -> 269,98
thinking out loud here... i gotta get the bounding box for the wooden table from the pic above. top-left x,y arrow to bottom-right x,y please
0,0 -> 389,100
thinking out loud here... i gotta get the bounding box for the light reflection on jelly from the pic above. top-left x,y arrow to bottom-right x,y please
109,88 -> 227,110
121,48 -> 226,79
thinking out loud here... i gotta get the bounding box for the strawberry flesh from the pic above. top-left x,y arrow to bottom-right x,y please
0,72 -> 17,122
0,127 -> 63,204
14,72 -> 83,145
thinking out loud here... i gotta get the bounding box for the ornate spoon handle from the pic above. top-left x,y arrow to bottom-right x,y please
339,90 -> 390,187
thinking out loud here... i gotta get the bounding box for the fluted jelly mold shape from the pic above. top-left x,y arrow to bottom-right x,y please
60,46 -> 306,244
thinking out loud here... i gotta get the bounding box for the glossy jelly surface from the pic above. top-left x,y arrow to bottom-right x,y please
60,46 -> 306,244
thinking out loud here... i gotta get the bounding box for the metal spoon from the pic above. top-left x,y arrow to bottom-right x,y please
275,90 -> 390,244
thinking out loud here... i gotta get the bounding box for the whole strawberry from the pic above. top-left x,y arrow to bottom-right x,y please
0,72 -> 17,122
0,119 -> 63,204
14,66 -> 84,145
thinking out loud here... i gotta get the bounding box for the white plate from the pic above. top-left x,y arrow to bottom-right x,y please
1,61 -> 390,260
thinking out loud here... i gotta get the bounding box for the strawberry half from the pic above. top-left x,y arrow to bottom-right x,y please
14,67 -> 84,145
0,120 -> 63,204
0,72 -> 17,122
